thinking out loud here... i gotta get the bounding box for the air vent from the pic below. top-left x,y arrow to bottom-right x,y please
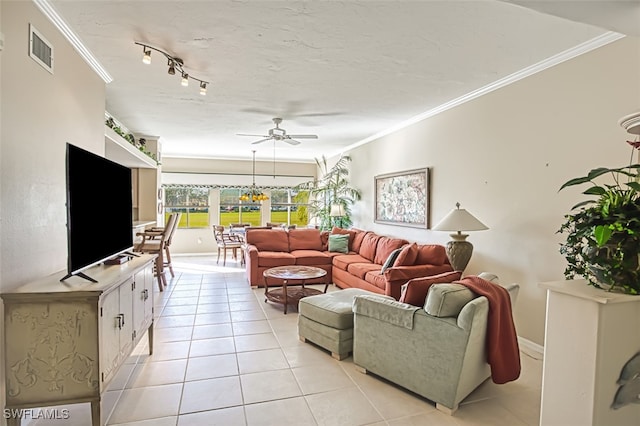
29,24 -> 53,73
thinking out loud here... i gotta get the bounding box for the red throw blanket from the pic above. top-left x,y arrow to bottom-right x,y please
455,276 -> 521,384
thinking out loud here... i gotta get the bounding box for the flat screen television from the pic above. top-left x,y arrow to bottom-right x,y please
61,143 -> 134,282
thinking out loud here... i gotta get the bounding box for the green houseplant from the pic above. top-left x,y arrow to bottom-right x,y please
295,154 -> 361,230
557,142 -> 640,295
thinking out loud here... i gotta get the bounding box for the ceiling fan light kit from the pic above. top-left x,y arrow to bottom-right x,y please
135,41 -> 208,95
238,118 -> 318,146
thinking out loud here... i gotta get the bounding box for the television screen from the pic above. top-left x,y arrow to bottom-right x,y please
63,143 -> 133,282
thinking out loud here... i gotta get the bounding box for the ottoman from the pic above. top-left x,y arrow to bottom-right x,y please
298,288 -> 374,360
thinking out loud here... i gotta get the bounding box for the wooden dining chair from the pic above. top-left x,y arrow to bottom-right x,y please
213,225 -> 244,266
135,213 -> 180,291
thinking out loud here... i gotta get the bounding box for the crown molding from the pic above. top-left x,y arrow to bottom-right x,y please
337,31 -> 625,157
33,0 -> 113,83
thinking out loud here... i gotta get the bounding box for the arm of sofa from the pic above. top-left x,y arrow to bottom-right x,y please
245,244 -> 261,286
456,282 -> 519,331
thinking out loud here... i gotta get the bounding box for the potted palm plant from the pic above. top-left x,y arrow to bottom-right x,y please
295,154 -> 361,230
557,141 -> 640,295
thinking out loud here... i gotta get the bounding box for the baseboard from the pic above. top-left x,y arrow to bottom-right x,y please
174,252 -> 216,257
518,336 -> 544,360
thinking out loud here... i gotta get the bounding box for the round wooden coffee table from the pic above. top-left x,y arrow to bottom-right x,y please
263,265 -> 328,314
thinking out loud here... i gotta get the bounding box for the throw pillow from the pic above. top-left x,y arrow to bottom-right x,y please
394,242 -> 419,266
331,226 -> 355,250
380,247 -> 403,274
328,234 -> 349,253
398,271 -> 462,306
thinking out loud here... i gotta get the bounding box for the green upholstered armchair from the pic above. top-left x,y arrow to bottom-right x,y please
352,273 -> 519,415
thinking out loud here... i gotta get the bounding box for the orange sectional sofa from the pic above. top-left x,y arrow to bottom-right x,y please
244,227 -> 454,300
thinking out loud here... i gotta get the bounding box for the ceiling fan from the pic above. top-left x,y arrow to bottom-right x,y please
237,117 -> 318,145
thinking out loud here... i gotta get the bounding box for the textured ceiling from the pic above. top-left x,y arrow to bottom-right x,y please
48,0 -> 630,162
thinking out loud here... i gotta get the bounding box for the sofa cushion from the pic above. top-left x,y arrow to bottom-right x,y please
246,228 -> 289,252
359,233 -> 382,262
425,281 -> 476,317
351,229 -> 369,252
289,228 -> 323,251
332,254 -> 370,271
416,244 -> 448,266
364,271 -> 389,292
328,234 -> 349,253
398,271 -> 462,306
380,247 -> 403,274
257,252 -> 296,267
291,249 -> 332,265
347,263 -> 382,280
374,236 -> 409,265
394,242 -> 419,266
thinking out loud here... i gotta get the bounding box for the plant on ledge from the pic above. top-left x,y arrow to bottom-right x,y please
296,154 -> 361,230
557,141 -> 640,295
105,117 -> 160,165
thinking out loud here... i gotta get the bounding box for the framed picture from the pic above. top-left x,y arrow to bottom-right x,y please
375,168 -> 430,228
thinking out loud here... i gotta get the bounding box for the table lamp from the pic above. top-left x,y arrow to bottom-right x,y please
432,202 -> 488,271
329,204 -> 345,228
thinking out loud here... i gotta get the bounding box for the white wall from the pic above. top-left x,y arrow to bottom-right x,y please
345,36 -> 640,347
1,1 -> 106,288
0,2 -> 106,421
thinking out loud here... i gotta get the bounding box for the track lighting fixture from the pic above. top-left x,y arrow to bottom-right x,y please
135,41 -> 209,94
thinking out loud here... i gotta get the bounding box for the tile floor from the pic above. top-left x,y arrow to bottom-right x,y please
30,255 -> 543,426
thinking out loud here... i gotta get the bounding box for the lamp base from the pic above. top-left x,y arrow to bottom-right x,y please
445,236 -> 474,272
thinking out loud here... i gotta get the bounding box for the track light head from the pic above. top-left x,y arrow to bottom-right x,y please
142,48 -> 151,64
167,59 -> 176,75
181,73 -> 189,87
199,82 -> 207,95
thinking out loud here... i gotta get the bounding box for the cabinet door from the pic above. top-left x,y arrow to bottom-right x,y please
99,278 -> 134,386
119,281 -> 134,360
99,289 -> 122,384
132,266 -> 152,341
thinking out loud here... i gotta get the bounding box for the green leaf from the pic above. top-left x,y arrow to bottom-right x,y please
559,176 -> 592,191
626,181 -> 640,191
593,225 -> 612,247
583,186 -> 606,196
587,167 -> 616,180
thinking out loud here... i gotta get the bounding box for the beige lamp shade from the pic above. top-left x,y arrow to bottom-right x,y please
433,203 -> 488,272
432,203 -> 488,234
329,204 -> 345,217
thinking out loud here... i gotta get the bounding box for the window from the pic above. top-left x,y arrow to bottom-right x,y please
270,188 -> 309,227
220,188 -> 261,226
164,187 -> 210,228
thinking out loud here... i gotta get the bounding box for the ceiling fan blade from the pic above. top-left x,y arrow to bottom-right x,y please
285,139 -> 301,146
237,133 -> 269,137
287,134 -> 318,139
251,138 -> 272,144
295,112 -> 344,118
